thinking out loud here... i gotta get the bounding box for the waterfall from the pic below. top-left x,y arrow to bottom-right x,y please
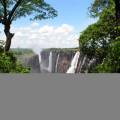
47,51 -> 53,72
40,51 -> 52,73
55,53 -> 60,72
32,48 -> 42,72
33,49 -> 41,67
38,52 -> 41,70
66,51 -> 80,73
79,55 -> 87,72
85,58 -> 96,73
88,58 -> 96,67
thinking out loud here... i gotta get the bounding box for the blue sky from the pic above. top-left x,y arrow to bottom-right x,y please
13,0 -> 96,32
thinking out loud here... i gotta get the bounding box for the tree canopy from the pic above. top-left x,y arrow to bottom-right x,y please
0,0 -> 57,52
0,0 -> 57,23
79,0 -> 120,73
0,0 -> 57,72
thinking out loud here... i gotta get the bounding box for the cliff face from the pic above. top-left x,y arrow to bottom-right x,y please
40,49 -> 98,73
17,54 -> 41,73
12,48 -> 41,73
13,48 -> 98,73
40,50 -> 75,73
56,52 -> 75,73
76,54 -> 98,73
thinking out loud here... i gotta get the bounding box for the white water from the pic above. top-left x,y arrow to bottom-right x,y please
66,51 -> 80,73
79,55 -> 87,72
36,51 -> 45,73
38,53 -> 41,73
55,54 -> 60,72
47,51 -> 53,72
33,49 -> 42,72
88,58 -> 96,67
38,52 -> 41,66
40,51 -> 52,73
85,58 -> 96,73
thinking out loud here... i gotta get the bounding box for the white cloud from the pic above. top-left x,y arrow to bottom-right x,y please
1,22 -> 79,53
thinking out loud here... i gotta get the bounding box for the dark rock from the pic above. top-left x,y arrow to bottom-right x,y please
19,54 -> 41,73
40,50 -> 75,73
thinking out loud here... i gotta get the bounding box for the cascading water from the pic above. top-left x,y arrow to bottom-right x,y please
85,58 -> 96,73
47,51 -> 53,72
40,51 -> 52,73
79,55 -> 87,72
55,53 -> 60,72
38,52 -> 41,69
31,49 -> 41,73
66,51 -> 80,73
88,58 -> 96,68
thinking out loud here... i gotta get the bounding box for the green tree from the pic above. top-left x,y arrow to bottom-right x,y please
0,40 -> 30,73
80,0 -> 115,58
79,0 -> 120,73
89,0 -> 120,19
96,38 -> 120,73
89,0 -> 120,32
0,0 -> 57,52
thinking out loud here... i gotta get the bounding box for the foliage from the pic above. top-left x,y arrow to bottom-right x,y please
96,39 -> 120,73
0,52 -> 16,73
0,40 -> 5,52
0,52 -> 30,73
0,0 -> 57,22
0,41 -> 30,73
11,48 -> 35,56
89,0 -> 114,18
43,48 -> 79,53
79,0 -> 120,73
0,0 -> 57,51
79,14 -> 112,59
14,62 -> 31,73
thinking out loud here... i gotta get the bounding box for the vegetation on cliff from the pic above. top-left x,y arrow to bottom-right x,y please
0,0 -> 57,73
11,48 -> 35,56
79,0 -> 120,73
0,0 -> 120,73
0,40 -> 30,73
42,48 -> 79,54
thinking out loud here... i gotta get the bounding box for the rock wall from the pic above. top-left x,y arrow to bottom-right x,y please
56,52 -> 75,73
40,50 -> 75,73
12,48 -> 99,73
40,49 -> 99,73
18,54 -> 41,73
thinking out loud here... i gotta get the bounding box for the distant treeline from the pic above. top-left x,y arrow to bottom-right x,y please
42,48 -> 79,53
10,48 -> 35,56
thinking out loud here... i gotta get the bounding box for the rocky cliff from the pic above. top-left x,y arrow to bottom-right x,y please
40,48 -> 98,73
19,55 -> 41,73
40,48 -> 77,73
12,48 -> 41,73
12,48 -> 98,73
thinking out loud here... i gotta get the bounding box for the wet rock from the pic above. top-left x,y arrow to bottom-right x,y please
18,54 -> 41,73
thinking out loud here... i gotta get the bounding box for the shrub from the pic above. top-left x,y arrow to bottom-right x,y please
96,38 -> 120,73
0,40 -> 30,73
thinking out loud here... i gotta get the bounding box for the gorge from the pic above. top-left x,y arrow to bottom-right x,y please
40,49 -> 99,73
14,48 -> 98,73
